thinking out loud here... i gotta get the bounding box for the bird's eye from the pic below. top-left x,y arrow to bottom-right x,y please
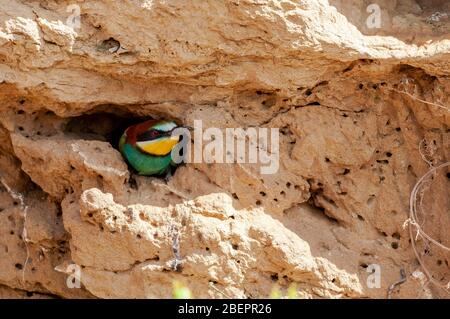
151,130 -> 159,137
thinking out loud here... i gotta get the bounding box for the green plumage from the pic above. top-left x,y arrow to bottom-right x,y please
119,134 -> 173,176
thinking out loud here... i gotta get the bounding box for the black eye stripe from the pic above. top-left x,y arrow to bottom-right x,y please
137,129 -> 171,142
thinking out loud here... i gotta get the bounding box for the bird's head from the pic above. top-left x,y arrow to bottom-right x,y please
121,120 -> 188,156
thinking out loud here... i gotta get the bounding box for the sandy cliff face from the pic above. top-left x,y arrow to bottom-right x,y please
0,0 -> 449,299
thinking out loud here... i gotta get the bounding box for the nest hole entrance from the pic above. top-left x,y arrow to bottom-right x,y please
64,111 -> 184,178
64,112 -> 150,149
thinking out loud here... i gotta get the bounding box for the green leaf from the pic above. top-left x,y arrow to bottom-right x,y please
172,280 -> 192,299
269,284 -> 282,299
287,283 -> 298,299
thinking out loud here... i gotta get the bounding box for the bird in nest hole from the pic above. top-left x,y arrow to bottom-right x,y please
119,119 -> 189,178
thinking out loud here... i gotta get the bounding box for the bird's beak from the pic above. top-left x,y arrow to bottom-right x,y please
169,135 -> 181,141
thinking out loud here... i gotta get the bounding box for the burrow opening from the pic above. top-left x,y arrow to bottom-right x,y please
62,111 -> 187,177
64,112 -> 150,149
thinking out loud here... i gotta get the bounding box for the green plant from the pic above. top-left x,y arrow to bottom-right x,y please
172,280 -> 192,299
269,284 -> 282,299
269,282 -> 299,299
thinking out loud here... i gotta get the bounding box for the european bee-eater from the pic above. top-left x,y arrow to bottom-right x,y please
119,120 -> 184,176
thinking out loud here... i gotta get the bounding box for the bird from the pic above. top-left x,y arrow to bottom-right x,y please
119,119 -> 185,177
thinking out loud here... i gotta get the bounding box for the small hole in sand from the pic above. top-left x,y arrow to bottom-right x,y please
392,232 -> 401,240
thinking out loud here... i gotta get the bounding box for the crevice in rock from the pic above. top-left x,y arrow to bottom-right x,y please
306,179 -> 340,225
0,283 -> 61,299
